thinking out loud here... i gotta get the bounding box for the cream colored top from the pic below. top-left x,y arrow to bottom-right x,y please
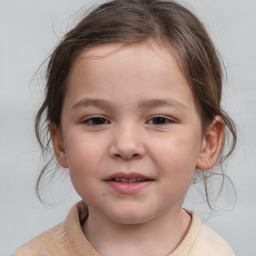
13,201 -> 235,256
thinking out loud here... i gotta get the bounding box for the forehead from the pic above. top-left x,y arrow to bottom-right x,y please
68,41 -> 186,88
77,40 -> 176,62
64,41 -> 194,108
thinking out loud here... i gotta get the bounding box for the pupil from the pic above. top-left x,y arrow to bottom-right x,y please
93,118 -> 105,124
153,117 -> 166,124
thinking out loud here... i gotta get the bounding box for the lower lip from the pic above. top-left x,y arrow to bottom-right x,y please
105,180 -> 153,194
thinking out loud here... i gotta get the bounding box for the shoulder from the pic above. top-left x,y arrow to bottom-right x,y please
190,220 -> 235,256
12,223 -> 68,256
12,201 -> 95,256
171,210 -> 235,256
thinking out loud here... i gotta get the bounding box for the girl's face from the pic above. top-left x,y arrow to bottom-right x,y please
52,42 -> 218,224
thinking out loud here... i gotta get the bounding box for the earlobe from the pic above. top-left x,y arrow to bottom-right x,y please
196,116 -> 225,170
49,124 -> 68,168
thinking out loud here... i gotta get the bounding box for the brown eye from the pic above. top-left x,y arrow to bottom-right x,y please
147,116 -> 176,126
83,117 -> 109,125
152,117 -> 167,124
149,116 -> 173,125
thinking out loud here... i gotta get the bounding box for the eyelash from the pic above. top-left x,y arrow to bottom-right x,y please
82,116 -> 109,126
147,116 -> 175,125
82,116 -> 175,126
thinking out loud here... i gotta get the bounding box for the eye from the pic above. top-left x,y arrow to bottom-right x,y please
82,116 -> 109,126
148,116 -> 174,125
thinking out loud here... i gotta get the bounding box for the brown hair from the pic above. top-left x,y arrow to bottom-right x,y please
35,0 -> 237,208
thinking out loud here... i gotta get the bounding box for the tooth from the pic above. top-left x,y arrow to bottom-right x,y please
129,178 -> 136,183
115,178 -> 121,182
121,178 -> 128,182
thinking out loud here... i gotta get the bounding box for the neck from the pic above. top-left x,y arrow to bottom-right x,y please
82,207 -> 191,256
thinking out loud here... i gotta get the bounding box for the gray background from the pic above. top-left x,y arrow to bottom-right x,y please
1,0 -> 256,255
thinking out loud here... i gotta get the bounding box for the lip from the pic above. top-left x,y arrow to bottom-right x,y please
104,172 -> 154,194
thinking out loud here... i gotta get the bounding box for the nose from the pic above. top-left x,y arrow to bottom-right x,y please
109,125 -> 146,160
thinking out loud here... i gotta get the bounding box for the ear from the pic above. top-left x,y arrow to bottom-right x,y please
49,124 -> 68,168
196,116 -> 225,170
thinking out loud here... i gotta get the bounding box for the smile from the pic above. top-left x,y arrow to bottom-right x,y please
104,172 -> 154,194
112,178 -> 149,183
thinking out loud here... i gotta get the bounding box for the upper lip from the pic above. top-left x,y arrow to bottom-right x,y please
104,172 -> 154,181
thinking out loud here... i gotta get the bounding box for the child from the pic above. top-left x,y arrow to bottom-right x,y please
13,0 -> 237,255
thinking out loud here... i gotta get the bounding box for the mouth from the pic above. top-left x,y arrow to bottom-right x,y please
110,177 -> 151,183
104,172 -> 154,194
104,172 -> 154,182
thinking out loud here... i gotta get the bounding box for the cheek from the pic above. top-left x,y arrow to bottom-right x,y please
151,133 -> 201,185
63,133 -> 106,192
64,131 -> 102,165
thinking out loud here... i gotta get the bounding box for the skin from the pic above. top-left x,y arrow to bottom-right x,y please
51,41 -> 224,256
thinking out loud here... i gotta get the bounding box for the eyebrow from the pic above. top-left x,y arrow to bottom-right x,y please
71,98 -> 187,110
71,99 -> 112,109
138,98 -> 187,109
